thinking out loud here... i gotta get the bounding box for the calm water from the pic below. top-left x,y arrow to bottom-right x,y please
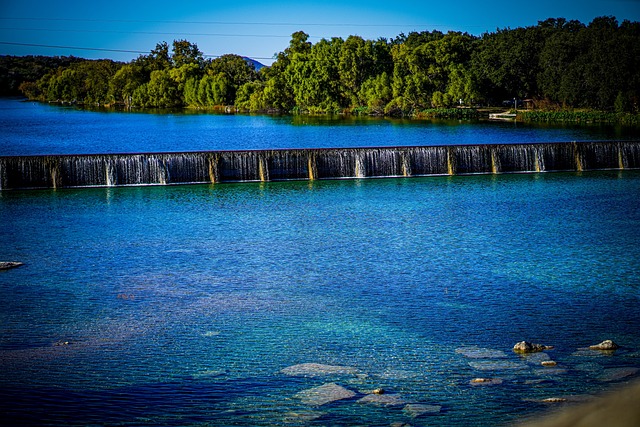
1,99 -> 640,426
1,98 -> 639,155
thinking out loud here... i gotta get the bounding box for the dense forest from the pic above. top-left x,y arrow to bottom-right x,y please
2,16 -> 639,116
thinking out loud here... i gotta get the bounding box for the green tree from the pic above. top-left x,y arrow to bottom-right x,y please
109,63 -> 147,105
471,26 -> 544,102
245,31 -> 310,112
339,36 -> 370,106
195,73 -> 229,106
169,62 -> 203,104
146,69 -> 181,107
235,81 -> 265,110
171,40 -> 204,68
537,20 -> 586,107
131,83 -> 149,107
313,37 -> 345,110
34,60 -> 120,104
359,72 -> 393,113
205,54 -> 258,105
145,42 -> 171,71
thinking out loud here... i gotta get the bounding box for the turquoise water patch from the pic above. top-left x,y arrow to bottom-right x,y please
1,173 -> 639,425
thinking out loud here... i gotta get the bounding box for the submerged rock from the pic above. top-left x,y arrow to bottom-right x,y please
377,369 -> 419,379
514,341 -> 553,353
534,367 -> 568,377
522,352 -> 552,364
191,369 -> 225,379
456,346 -> 507,359
524,379 -> 556,386
468,360 -> 528,370
541,361 -> 558,367
470,377 -> 503,386
572,348 -> 612,358
597,367 -> 639,382
294,383 -> 356,406
281,363 -> 359,377
283,410 -> 325,423
403,403 -> 442,417
573,362 -> 604,373
589,340 -> 620,351
542,397 -> 568,403
0,261 -> 23,270
357,393 -> 406,406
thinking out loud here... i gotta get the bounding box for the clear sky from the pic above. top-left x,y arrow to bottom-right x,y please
1,0 -> 639,65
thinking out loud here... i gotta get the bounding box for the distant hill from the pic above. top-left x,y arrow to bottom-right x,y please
243,57 -> 266,71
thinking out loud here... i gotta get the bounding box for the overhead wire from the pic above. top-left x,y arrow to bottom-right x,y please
0,16 -> 461,28
0,27 -> 302,39
0,41 -> 275,60
0,16 -> 482,61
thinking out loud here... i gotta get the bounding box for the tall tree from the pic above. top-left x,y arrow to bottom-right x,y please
471,26 -> 544,102
171,40 -> 204,68
204,54 -> 258,105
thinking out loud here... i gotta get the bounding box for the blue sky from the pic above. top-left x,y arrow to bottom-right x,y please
1,0 -> 639,65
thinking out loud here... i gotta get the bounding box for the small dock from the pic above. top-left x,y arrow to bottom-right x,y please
489,112 -> 517,121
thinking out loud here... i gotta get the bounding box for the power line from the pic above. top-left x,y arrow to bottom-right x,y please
0,16 -> 448,28
0,41 -> 147,54
0,41 -> 274,60
1,27 -> 301,38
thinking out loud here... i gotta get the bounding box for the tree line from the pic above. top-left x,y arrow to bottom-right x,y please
6,16 -> 640,115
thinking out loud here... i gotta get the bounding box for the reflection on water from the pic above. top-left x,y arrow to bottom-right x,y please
1,172 -> 639,425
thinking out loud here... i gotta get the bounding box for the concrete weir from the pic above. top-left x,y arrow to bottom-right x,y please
0,141 -> 639,190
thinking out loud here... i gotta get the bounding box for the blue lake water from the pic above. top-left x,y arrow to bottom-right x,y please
1,99 -> 640,426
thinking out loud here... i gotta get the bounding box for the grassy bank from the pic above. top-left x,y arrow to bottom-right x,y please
518,110 -> 640,125
413,108 -> 481,120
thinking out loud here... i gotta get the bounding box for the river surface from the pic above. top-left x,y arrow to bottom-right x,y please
1,98 -> 640,426
1,98 -> 639,155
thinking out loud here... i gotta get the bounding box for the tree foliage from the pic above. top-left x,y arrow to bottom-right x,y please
7,16 -> 640,114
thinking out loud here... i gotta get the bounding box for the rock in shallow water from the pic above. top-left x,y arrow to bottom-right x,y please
295,383 -> 356,406
0,261 -> 23,270
597,367 -> 639,382
514,341 -> 554,353
456,346 -> 507,359
469,360 -> 528,370
357,393 -> 406,406
281,363 -> 359,377
542,397 -> 568,403
470,377 -> 503,386
283,410 -> 325,422
402,403 -> 442,417
589,340 -> 620,351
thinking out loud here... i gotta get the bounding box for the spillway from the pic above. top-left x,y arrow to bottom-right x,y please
1,141 -> 639,190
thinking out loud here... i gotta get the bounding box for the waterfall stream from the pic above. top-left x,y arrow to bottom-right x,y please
1,142 -> 638,190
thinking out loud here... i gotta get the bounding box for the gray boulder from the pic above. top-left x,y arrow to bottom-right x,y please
589,340 -> 620,351
513,341 -> 553,353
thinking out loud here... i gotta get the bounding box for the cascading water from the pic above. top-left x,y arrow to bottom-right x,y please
1,142 -> 638,190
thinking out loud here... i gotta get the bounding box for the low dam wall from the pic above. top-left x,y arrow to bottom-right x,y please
1,141 -> 639,190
